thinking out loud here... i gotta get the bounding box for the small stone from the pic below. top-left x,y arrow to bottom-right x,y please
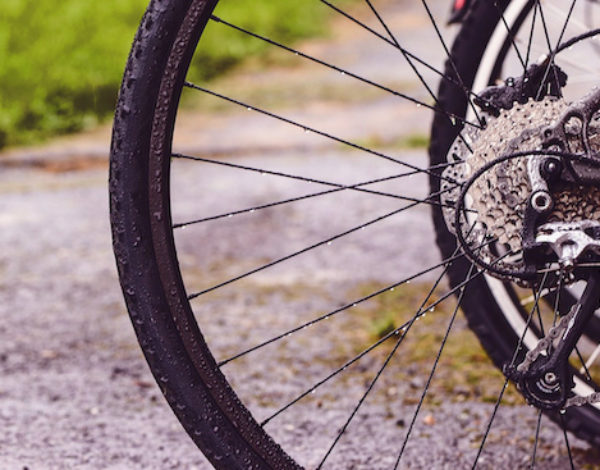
135,380 -> 153,389
40,349 -> 58,359
410,377 -> 424,389
423,414 -> 435,426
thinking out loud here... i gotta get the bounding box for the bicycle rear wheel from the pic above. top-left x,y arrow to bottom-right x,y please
110,0 -> 600,467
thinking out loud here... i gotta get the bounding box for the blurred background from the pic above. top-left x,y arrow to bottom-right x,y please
0,0 -> 346,150
3,1 -> 600,468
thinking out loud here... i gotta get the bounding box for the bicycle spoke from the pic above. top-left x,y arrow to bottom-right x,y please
471,271 -> 550,469
172,172 -> 417,228
261,262 -> 481,429
173,153 -> 456,199
364,0 -> 484,134
394,263 -> 477,468
535,0 -> 555,58
171,167 -> 467,229
364,0 -> 435,101
183,83 -> 465,183
535,0 -> 578,100
533,283 -> 546,336
260,225 -> 472,429
471,377 -> 509,469
219,236 -> 495,367
208,16 -> 481,130
552,273 -> 562,318
259,222 -> 478,422
320,0 -> 399,48
316,246 -> 464,469
419,0 -> 484,127
529,410 -> 543,469
260,320 -> 401,427
491,1 -> 527,73
549,272 -> 563,348
375,1 -> 476,156
319,239 -> 510,468
559,413 -> 576,470
173,154 -> 466,209
534,0 -> 565,97
320,0 -> 491,127
574,346 -> 594,383
544,2 -> 588,33
186,187 -> 455,301
523,3 -> 539,70
519,286 -> 557,306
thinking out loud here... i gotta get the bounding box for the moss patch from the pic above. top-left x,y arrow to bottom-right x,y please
347,281 -> 524,406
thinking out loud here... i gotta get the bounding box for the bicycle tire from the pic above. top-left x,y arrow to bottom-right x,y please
110,1 -> 299,467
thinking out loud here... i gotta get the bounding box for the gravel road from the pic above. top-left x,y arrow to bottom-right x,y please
2,1 -> 599,469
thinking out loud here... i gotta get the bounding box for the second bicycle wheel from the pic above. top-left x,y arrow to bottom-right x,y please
110,0 -> 600,467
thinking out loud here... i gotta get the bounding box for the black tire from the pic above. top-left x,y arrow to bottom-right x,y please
429,0 -> 600,445
110,1 -> 299,468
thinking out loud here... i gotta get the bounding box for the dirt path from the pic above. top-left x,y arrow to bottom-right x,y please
1,2 -> 599,469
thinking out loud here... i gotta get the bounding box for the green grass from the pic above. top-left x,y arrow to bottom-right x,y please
350,281 -> 524,405
343,132 -> 430,153
0,0 -> 351,149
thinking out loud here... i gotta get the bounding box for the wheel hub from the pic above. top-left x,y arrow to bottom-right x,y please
441,86 -> 600,285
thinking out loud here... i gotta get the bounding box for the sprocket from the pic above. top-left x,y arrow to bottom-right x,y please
441,96 -> 600,283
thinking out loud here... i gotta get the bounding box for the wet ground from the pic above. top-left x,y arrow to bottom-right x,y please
2,1 -> 600,469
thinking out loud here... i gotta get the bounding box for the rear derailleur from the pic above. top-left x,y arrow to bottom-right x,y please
504,274 -> 600,410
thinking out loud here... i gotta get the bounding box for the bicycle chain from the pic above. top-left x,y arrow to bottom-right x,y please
566,391 -> 600,407
514,302 -> 600,408
516,303 -> 580,374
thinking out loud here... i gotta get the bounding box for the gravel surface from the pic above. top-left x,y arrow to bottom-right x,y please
2,1 -> 600,469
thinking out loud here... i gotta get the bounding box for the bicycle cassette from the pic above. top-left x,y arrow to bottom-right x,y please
440,96 -> 600,284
